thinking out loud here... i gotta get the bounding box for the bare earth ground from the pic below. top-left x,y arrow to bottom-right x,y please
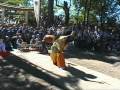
0,43 -> 120,90
65,43 -> 120,79
0,59 -> 58,90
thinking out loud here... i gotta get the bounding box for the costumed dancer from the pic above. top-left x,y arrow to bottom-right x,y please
42,34 -> 55,54
50,30 -> 76,69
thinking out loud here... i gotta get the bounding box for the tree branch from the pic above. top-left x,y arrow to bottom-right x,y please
55,0 -> 63,8
69,0 -> 71,8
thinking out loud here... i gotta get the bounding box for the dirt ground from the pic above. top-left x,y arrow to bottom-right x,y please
65,44 -> 120,79
1,44 -> 120,90
0,58 -> 59,90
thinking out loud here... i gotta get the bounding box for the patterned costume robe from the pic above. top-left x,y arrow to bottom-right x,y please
50,36 -> 68,68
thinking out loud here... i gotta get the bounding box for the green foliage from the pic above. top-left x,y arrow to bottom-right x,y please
72,0 -> 120,26
0,0 -> 8,3
6,0 -> 23,5
20,0 -> 32,7
0,0 -> 32,7
1,0 -> 120,27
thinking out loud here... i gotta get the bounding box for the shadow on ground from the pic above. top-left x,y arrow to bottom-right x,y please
2,54 -> 98,90
65,44 -> 120,64
0,58 -> 48,90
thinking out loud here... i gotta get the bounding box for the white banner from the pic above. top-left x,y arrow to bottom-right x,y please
34,0 -> 40,27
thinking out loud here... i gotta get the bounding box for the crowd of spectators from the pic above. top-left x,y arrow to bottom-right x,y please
0,23 -> 67,53
0,22 -> 120,53
74,23 -> 120,53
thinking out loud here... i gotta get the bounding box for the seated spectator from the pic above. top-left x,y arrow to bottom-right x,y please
30,35 -> 36,48
4,36 -> 12,51
20,42 -> 29,52
16,35 -> 23,49
35,38 -> 42,51
0,39 -> 6,52
0,38 -> 10,58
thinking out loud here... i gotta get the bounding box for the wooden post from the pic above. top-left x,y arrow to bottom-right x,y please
1,8 -> 5,24
39,0 -> 42,28
25,11 -> 28,24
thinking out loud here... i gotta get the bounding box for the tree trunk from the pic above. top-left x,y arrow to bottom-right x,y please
64,7 -> 69,26
100,1 -> 104,30
84,0 -> 88,26
48,0 -> 54,27
86,0 -> 91,27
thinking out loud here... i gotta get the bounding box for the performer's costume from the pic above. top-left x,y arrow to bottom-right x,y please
50,35 -> 72,69
43,35 -> 55,45
50,30 -> 76,69
42,35 -> 55,54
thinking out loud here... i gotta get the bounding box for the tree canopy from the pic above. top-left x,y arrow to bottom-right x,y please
1,0 -> 120,28
0,0 -> 32,7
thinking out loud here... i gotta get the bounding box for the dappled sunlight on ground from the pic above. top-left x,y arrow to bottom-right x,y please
0,59 -> 51,90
